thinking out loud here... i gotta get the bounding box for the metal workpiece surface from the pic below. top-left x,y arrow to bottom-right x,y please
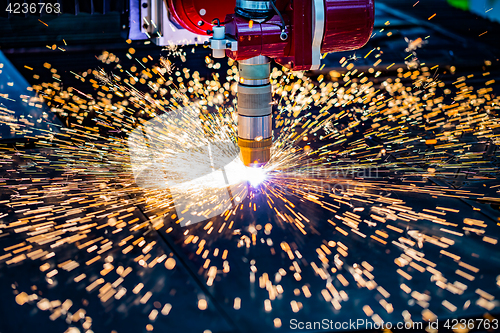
0,147 -> 499,333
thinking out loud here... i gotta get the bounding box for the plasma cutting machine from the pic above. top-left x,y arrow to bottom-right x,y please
134,0 -> 374,167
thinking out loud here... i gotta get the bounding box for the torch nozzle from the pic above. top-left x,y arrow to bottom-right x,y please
238,137 -> 272,167
237,56 -> 272,167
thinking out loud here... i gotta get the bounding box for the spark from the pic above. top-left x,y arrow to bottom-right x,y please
0,30 -> 498,333
244,166 -> 268,187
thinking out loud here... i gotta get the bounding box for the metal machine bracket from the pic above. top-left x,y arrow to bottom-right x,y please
139,0 -> 209,46
209,26 -> 238,58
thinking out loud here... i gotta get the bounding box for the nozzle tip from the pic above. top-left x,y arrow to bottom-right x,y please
238,137 -> 271,167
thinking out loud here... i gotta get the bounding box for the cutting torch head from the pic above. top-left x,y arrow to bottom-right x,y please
237,55 -> 272,167
204,0 -> 374,167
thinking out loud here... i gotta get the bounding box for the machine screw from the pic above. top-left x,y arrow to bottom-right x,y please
197,20 -> 204,26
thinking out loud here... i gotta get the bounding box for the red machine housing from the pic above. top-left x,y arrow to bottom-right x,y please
321,0 -> 375,53
167,0 -> 236,35
167,0 -> 374,70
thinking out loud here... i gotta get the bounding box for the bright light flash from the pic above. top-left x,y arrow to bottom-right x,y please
245,166 -> 267,187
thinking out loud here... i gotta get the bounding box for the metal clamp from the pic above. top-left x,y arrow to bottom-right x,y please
209,25 -> 238,58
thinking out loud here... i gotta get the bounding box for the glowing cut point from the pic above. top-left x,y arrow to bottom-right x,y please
245,166 -> 267,187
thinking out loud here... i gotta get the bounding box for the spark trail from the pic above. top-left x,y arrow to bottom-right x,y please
0,41 -> 499,332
